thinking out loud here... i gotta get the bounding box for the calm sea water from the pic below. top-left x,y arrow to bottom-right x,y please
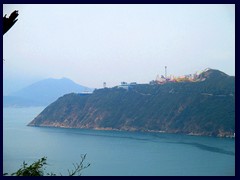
3,107 -> 235,176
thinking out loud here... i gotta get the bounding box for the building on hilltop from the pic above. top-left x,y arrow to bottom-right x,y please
118,82 -> 137,90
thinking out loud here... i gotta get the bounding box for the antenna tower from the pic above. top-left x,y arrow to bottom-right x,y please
165,66 -> 167,78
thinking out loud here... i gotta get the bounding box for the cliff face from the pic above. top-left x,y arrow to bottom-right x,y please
28,69 -> 235,137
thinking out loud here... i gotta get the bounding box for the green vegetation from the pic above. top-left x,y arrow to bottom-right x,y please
4,154 -> 90,176
28,69 -> 235,137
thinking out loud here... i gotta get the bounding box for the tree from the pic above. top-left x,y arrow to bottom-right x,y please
3,10 -> 19,35
3,10 -> 19,62
4,154 -> 90,176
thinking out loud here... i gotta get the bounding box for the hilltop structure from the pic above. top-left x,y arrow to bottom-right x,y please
150,68 -> 212,85
28,68 -> 235,138
118,82 -> 137,90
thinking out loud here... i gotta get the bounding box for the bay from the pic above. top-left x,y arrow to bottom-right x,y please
3,107 -> 235,176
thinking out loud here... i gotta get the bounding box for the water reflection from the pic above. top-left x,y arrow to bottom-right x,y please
167,141 -> 235,156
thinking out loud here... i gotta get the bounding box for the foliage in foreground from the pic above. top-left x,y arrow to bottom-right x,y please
4,154 -> 90,176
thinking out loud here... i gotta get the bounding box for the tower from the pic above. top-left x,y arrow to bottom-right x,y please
165,66 -> 167,78
103,82 -> 106,88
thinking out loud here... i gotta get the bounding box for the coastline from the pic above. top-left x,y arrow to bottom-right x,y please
27,124 -> 235,139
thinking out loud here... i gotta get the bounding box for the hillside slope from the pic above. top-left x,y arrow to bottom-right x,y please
28,69 -> 235,137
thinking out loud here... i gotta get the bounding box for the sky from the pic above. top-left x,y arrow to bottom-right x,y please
3,4 -> 235,93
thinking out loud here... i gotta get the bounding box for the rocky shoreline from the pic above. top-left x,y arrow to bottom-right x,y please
28,123 -> 235,138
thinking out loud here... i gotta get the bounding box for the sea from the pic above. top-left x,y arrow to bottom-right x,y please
3,107 -> 235,176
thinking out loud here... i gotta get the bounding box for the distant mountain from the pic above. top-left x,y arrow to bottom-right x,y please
28,69 -> 235,137
3,78 -> 94,107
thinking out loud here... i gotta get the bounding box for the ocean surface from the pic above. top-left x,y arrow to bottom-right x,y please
3,107 -> 235,176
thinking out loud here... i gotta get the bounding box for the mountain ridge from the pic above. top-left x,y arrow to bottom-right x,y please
28,69 -> 235,137
4,77 -> 94,107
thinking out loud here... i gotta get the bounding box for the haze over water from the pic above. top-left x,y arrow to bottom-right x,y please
3,107 -> 235,176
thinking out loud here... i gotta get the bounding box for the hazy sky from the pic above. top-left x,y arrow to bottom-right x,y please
3,4 -> 235,91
